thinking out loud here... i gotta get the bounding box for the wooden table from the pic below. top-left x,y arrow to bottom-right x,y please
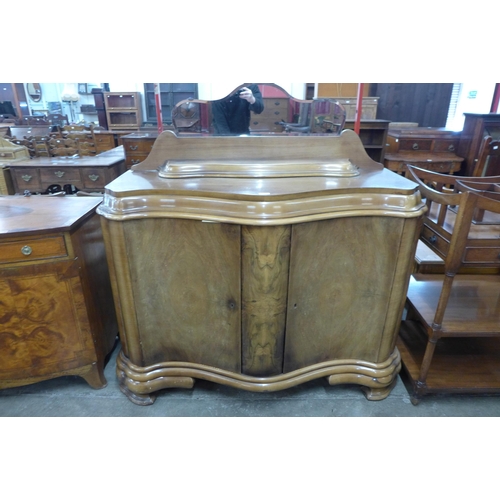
7,146 -> 126,194
98,129 -> 426,405
0,196 -> 118,390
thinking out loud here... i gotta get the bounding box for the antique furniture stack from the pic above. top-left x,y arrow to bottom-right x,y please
0,196 -> 118,390
97,129 -> 426,405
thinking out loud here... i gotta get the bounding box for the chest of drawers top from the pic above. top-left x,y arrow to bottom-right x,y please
386,127 -> 462,154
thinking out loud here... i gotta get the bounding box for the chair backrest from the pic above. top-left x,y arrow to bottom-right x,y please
406,165 -> 500,327
472,135 -> 500,177
22,115 -> 49,126
47,113 -> 69,127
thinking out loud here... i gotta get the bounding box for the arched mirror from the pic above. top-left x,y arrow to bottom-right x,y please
171,83 -> 346,136
26,83 -> 42,102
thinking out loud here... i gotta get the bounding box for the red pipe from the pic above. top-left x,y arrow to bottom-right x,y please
490,83 -> 500,113
354,83 -> 364,135
154,84 -> 163,134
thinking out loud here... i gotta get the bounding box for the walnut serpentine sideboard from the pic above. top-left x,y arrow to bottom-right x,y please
97,129 -> 426,405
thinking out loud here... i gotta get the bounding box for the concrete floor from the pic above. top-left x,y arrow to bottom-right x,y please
1,340 -> 500,417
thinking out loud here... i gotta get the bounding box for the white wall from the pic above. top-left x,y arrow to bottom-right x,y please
198,83 -> 306,101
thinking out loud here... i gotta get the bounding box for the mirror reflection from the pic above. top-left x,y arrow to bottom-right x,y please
27,83 -> 42,102
171,83 -> 346,136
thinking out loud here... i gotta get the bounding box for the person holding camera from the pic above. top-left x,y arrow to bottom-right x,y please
212,84 -> 264,135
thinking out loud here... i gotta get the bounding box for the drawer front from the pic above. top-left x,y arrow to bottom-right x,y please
123,139 -> 155,154
12,168 -> 42,192
464,246 -> 500,265
421,226 -> 448,258
93,135 -> 115,153
420,227 -> 500,266
0,236 -> 68,265
399,139 -> 432,151
40,168 -> 82,184
80,167 -> 108,189
125,153 -> 148,168
411,160 -> 461,173
433,139 -> 459,153
94,135 -> 115,147
264,98 -> 288,109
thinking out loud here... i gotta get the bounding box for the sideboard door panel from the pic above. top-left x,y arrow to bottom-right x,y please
284,216 -> 406,371
123,219 -> 241,370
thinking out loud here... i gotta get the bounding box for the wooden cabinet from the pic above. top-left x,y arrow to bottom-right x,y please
98,130 -> 426,405
121,132 -> 157,168
384,127 -> 463,175
8,146 -> 126,194
344,119 -> 389,163
143,84 -> 198,124
0,196 -> 118,390
457,113 -> 500,176
250,98 -> 290,133
92,130 -> 116,154
104,92 -> 142,130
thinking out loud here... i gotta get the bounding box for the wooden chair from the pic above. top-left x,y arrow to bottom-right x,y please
22,115 -> 50,126
47,113 -> 69,127
456,179 -> 500,223
30,135 -> 51,157
398,165 -> 500,404
472,136 -> 500,177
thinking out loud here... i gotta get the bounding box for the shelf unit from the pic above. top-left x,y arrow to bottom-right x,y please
344,119 -> 390,163
104,92 -> 142,130
143,84 -> 198,124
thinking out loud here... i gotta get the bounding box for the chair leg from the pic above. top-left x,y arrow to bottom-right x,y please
412,335 -> 439,404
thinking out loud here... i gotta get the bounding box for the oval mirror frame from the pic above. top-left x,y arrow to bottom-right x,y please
27,83 -> 42,102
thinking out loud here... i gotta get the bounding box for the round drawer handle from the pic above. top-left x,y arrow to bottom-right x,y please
88,174 -> 99,182
21,245 -> 32,256
21,174 -> 32,182
448,144 -> 455,152
429,235 -> 437,244
129,145 -> 138,151
54,171 -> 65,178
412,143 -> 419,150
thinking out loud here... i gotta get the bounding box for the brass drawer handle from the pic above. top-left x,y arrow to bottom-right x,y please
21,174 -> 32,182
129,145 -> 138,151
412,143 -> 419,150
88,174 -> 99,182
54,171 -> 65,178
21,245 -> 32,256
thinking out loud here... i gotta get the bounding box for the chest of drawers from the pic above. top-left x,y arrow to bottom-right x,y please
7,146 -> 126,194
121,132 -> 157,168
384,127 -> 463,175
250,98 -> 289,133
0,196 -> 118,390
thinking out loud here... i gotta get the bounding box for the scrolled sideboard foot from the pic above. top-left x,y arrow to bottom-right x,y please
361,378 -> 398,401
